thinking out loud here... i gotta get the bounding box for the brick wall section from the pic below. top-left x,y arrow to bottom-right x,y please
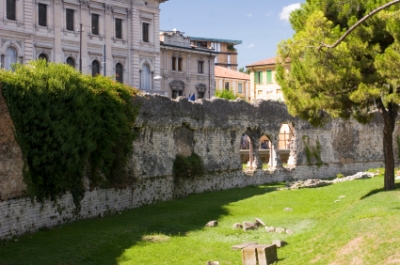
0,94 -> 398,238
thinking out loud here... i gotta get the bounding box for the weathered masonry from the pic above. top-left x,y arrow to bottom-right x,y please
0,93 -> 397,238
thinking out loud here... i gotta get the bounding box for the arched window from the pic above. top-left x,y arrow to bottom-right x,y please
5,47 -> 17,70
38,53 -> 48,62
92,60 -> 100,76
116,63 -> 123,83
66,57 -> 75,68
141,64 -> 151,90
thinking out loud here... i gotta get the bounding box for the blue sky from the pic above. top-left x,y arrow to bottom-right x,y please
160,0 -> 305,69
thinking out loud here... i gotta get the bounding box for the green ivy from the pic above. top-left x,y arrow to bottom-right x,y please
173,152 -> 205,181
302,135 -> 323,167
1,61 -> 139,209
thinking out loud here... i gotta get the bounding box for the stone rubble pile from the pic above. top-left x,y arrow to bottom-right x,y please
286,171 -> 379,189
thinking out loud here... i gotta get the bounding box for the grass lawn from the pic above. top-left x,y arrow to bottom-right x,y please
1,170 -> 400,265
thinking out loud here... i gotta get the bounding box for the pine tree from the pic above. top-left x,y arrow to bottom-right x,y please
277,0 -> 400,190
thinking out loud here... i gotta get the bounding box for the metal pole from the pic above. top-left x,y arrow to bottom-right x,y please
103,44 -> 106,76
208,52 -> 211,99
79,23 -> 83,73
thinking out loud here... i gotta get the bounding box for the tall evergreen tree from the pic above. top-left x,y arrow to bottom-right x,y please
277,0 -> 400,190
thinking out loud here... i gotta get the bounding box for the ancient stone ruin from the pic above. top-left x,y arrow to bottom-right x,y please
0,93 -> 397,238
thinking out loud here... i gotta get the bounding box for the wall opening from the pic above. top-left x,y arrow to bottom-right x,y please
278,123 -> 296,168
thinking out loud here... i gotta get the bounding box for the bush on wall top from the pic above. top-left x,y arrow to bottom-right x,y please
0,60 -> 139,209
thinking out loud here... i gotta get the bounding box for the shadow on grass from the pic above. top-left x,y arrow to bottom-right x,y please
360,182 -> 400,200
0,183 -> 283,265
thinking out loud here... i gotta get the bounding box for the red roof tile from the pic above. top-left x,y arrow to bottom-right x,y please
214,66 -> 250,80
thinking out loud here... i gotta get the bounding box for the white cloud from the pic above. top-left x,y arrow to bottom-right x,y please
247,44 -> 254,48
247,14 -> 252,17
279,3 -> 301,21
265,11 -> 273,17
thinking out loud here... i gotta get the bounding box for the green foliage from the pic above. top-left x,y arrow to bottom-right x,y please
277,0 -> 400,189
214,89 -> 238,100
397,136 -> 400,159
302,135 -> 323,167
336,173 -> 345,179
239,67 -> 250,74
173,152 -> 205,180
0,60 -> 139,209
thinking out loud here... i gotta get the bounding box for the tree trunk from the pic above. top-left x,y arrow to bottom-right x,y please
383,117 -> 396,190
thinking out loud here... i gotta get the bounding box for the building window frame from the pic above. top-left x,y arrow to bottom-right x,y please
255,71 -> 263,84
38,3 -> 47,27
266,70 -> 273,83
91,13 -> 99,35
92,60 -> 100,76
115,18 -> 122,39
116,63 -> 123,83
66,9 -> 74,31
238,83 -> 243,93
172,56 -> 176,71
66,57 -> 75,68
38,53 -> 48,62
224,82 -> 229,90
6,0 -> 16,21
178,57 -> 182,71
142,22 -> 149,42
198,61 -> 204,74
4,47 -> 17,70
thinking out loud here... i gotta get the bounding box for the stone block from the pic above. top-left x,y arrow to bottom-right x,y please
241,246 -> 258,265
241,244 -> 277,265
256,244 -> 278,265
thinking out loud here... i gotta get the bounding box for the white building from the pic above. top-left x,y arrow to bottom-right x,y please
0,0 -> 167,92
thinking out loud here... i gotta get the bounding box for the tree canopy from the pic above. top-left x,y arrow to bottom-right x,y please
276,0 -> 400,190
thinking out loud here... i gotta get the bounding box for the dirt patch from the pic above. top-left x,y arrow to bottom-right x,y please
384,254 -> 400,264
329,237 -> 364,265
142,234 -> 170,243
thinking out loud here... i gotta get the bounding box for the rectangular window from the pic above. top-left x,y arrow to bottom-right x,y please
258,90 -> 263,95
198,92 -> 205,99
266,70 -> 273,83
255,71 -> 262,84
178,58 -> 182,71
276,89 -> 281,94
115,18 -> 122,39
198,61 -> 204,73
172,57 -> 176,71
38,3 -> 47,27
66,9 -> 74,31
143,22 -> 149,42
6,0 -> 16,20
225,82 -> 229,90
238,83 -> 243,93
92,14 -> 99,35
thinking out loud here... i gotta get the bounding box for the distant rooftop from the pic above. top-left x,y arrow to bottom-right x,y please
189,36 -> 242,45
246,57 -> 290,67
214,66 -> 250,80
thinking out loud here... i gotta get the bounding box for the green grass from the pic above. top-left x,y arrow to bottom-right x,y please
1,173 -> 400,265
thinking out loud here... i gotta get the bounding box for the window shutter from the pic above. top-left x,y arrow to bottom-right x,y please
259,71 -> 263,84
267,70 -> 272,83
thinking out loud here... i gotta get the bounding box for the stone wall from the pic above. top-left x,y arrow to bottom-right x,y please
0,93 -> 397,238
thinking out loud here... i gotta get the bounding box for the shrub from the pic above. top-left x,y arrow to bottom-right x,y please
336,173 -> 345,179
1,60 -> 139,209
173,153 -> 205,180
214,89 -> 238,100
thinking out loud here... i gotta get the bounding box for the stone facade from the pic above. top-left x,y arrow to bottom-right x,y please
0,92 -> 398,238
159,30 -> 217,99
0,0 -> 166,90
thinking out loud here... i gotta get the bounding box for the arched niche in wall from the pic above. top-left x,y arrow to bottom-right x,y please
170,79 -> 185,99
196,83 -> 207,99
